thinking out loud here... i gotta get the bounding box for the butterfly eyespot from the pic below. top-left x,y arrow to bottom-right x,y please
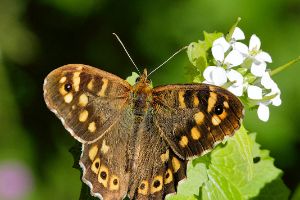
100,171 -> 107,180
113,179 -> 118,185
165,172 -> 170,179
214,104 -> 224,115
64,83 -> 72,92
139,183 -> 145,189
95,162 -> 100,169
153,180 -> 160,188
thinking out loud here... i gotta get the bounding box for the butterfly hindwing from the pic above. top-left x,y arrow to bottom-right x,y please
80,107 -> 135,199
129,113 -> 188,200
43,64 -> 132,143
152,84 -> 244,159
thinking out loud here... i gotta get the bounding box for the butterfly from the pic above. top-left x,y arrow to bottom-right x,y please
43,64 -> 244,200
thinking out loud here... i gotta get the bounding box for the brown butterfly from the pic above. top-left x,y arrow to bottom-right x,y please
43,64 -> 244,200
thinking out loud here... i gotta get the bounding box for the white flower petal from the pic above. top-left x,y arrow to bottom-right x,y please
224,50 -> 244,67
261,72 -> 276,89
251,61 -> 266,77
232,27 -> 245,40
249,34 -> 261,51
257,103 -> 270,122
232,42 -> 249,55
256,51 -> 272,63
270,83 -> 280,94
203,66 -> 217,82
271,94 -> 281,106
247,85 -> 263,100
211,67 -> 227,86
272,94 -> 282,106
228,85 -> 243,96
212,45 -> 225,62
213,37 -> 230,52
227,69 -> 243,86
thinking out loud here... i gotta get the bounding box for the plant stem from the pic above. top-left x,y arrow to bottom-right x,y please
270,56 -> 300,76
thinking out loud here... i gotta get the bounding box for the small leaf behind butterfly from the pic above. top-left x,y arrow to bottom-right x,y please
125,72 -> 140,86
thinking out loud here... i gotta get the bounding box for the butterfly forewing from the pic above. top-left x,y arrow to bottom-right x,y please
43,64 -> 132,143
152,84 -> 244,159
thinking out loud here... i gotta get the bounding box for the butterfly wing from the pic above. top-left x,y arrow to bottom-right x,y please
152,84 -> 244,159
128,113 -> 187,200
80,107 -> 135,200
43,64 -> 132,143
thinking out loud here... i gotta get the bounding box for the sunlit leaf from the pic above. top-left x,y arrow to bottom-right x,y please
126,72 -> 140,86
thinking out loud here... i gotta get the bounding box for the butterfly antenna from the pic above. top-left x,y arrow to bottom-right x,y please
147,46 -> 188,78
112,33 -> 141,75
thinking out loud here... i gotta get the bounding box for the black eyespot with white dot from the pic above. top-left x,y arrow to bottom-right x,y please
64,83 -> 72,92
214,104 -> 224,115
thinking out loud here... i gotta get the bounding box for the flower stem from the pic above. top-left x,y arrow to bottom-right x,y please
270,56 -> 300,76
226,17 -> 242,41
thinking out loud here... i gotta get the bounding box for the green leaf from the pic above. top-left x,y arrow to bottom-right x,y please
186,31 -> 223,82
169,125 -> 287,200
168,194 -> 198,200
187,41 -> 207,68
253,178 -> 290,200
126,72 -> 139,86
291,183 -> 300,200
203,31 -> 223,49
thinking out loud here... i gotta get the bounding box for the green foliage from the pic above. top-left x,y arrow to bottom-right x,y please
40,0 -> 105,16
252,178 -> 290,200
168,126 -> 289,200
186,32 -> 223,83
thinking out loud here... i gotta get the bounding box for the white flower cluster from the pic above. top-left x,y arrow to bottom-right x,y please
203,27 -> 281,122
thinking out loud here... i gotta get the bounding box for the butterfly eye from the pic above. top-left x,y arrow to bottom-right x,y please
214,104 -> 224,115
64,83 -> 72,92
135,76 -> 141,83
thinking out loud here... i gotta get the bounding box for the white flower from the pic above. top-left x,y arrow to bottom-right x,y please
257,103 -> 270,122
247,85 -> 263,100
212,28 -> 245,68
234,34 -> 272,77
231,27 -> 245,41
261,72 -> 282,106
201,27 -> 282,122
226,69 -> 244,96
248,72 -> 282,122
203,34 -> 245,86
203,66 -> 227,86
213,27 -> 245,52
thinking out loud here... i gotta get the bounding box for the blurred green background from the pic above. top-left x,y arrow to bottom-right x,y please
0,0 -> 299,199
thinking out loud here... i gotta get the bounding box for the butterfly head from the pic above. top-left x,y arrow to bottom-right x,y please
133,68 -> 152,93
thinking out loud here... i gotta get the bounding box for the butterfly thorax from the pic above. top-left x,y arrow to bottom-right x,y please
132,69 -> 153,116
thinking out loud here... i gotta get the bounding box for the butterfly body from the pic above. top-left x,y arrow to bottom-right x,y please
43,64 -> 244,200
